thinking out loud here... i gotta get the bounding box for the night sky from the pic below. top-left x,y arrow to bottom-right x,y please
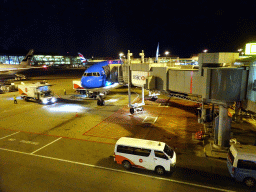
1,0 -> 256,58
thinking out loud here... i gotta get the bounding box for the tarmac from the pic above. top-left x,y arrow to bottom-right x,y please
54,86 -> 235,178
53,84 -> 256,179
10,73 -> 256,187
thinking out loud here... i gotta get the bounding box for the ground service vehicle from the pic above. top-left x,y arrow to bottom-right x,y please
114,137 -> 176,175
18,82 -> 56,104
227,144 -> 256,187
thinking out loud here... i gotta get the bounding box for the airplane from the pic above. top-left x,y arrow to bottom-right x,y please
0,49 -> 34,74
78,52 -> 87,64
0,49 -> 35,83
73,56 -> 122,106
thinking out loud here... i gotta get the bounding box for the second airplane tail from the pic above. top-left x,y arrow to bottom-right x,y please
78,52 -> 87,63
20,49 -> 34,67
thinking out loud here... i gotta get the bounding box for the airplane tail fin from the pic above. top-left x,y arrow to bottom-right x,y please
20,49 -> 34,67
78,52 -> 87,63
155,42 -> 159,63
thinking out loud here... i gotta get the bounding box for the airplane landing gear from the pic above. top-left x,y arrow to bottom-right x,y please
150,96 -> 158,101
97,95 -> 105,106
97,99 -> 105,106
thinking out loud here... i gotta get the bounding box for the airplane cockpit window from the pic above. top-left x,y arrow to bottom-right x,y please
83,72 -> 100,77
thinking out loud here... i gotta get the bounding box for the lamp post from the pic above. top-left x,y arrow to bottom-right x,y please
238,49 -> 243,56
119,52 -> 124,60
165,51 -> 169,58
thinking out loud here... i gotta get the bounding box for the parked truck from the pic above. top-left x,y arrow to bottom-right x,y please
18,82 -> 56,104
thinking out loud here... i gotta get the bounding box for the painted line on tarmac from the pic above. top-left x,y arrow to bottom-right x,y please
0,127 -> 116,145
0,147 -> 234,192
31,137 -> 62,154
0,131 -> 20,140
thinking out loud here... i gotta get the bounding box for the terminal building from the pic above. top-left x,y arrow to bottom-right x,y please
0,54 -> 82,67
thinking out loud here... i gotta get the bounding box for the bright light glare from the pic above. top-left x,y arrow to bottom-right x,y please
42,98 -> 48,104
7,96 -> 22,100
105,81 -> 112,86
44,104 -> 87,112
103,83 -> 119,89
51,97 -> 57,103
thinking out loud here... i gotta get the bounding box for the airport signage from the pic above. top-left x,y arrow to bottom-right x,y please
245,43 -> 256,55
131,71 -> 149,86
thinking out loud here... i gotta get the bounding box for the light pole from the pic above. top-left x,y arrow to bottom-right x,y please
119,52 -> 124,60
238,49 -> 243,56
165,51 -> 169,57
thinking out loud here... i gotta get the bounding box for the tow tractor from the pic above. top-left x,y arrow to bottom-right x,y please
129,103 -> 144,114
18,81 -> 56,104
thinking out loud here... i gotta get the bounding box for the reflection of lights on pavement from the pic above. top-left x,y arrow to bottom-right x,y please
7,96 -> 22,100
105,81 -> 112,86
43,104 -> 87,112
103,83 -> 119,89
106,99 -> 119,103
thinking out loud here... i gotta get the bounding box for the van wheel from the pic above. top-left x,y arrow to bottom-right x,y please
155,166 -> 165,175
130,108 -> 134,114
122,160 -> 131,170
244,177 -> 255,187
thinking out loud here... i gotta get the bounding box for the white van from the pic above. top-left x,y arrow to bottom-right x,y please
227,144 -> 256,187
114,137 -> 176,175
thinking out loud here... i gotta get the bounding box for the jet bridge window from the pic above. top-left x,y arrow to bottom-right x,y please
83,72 -> 100,77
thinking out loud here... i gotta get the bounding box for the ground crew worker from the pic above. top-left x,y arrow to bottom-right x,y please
13,96 -> 17,104
64,88 -> 66,95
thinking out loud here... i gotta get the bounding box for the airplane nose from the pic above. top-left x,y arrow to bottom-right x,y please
81,76 -> 101,89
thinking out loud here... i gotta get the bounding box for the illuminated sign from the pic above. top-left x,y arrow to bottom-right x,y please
245,43 -> 256,55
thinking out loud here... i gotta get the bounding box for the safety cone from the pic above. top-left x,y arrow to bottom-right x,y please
75,113 -> 78,117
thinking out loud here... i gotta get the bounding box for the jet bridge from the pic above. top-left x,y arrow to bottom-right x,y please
122,51 -> 250,149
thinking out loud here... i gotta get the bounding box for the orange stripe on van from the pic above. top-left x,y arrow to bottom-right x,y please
115,155 -> 146,169
115,155 -> 135,165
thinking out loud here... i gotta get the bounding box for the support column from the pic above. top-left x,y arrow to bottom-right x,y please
139,50 -> 145,63
234,101 -> 241,122
218,105 -> 230,147
142,86 -> 144,104
127,50 -> 133,108
202,108 -> 206,122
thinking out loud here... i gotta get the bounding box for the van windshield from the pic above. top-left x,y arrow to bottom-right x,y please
164,145 -> 174,158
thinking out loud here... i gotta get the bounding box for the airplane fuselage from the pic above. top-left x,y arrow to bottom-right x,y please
81,60 -> 120,89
